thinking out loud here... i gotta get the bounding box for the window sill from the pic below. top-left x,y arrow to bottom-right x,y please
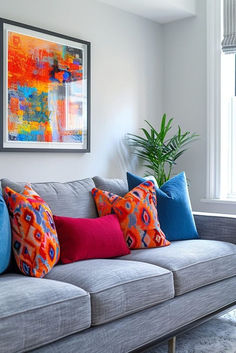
201,198 -> 236,205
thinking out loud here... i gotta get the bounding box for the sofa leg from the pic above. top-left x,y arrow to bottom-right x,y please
168,336 -> 176,353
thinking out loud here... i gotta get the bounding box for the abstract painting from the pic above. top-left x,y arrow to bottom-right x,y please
0,18 -> 90,152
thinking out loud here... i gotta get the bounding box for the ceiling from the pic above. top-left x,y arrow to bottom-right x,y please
97,0 -> 196,24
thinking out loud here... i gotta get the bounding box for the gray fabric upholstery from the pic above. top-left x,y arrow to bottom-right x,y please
32,276 -> 236,353
0,274 -> 91,353
119,239 -> 236,296
1,179 -> 24,194
194,212 -> 236,244
46,259 -> 174,325
1,178 -> 97,218
92,176 -> 128,196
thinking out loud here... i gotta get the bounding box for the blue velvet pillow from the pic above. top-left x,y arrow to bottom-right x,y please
127,172 -> 199,241
0,191 -> 11,273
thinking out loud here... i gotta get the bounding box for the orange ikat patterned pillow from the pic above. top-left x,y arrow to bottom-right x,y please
92,180 -> 170,249
4,184 -> 60,278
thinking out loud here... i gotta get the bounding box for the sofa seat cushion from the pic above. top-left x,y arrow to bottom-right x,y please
0,274 -> 91,353
46,259 -> 174,325
120,239 -> 236,296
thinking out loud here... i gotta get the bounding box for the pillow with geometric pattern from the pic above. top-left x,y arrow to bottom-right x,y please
92,180 -> 170,249
127,172 -> 199,241
4,184 -> 60,278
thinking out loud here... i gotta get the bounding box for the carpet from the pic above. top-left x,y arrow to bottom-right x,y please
145,309 -> 236,353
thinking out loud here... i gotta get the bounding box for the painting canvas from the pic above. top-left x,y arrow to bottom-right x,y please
0,19 -> 90,152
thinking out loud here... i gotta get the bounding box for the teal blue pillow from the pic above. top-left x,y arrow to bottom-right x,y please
127,172 -> 199,241
0,191 -> 11,273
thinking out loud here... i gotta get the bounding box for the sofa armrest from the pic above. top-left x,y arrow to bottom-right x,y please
193,212 -> 236,244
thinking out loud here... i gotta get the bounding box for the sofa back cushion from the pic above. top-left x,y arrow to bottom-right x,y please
93,176 -> 128,196
1,178 -> 97,218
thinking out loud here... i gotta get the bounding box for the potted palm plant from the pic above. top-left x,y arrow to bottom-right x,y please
128,114 -> 198,186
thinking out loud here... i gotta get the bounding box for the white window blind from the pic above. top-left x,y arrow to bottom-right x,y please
222,0 -> 236,53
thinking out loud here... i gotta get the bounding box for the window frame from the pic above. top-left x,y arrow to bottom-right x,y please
206,0 -> 223,200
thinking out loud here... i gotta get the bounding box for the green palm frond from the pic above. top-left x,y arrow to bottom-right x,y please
128,114 -> 198,186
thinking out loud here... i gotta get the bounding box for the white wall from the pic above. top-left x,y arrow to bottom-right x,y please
163,0 -> 206,211
98,0 -> 196,24
175,0 -> 196,14
2,0 -> 229,214
163,0 -> 236,214
0,0 -> 163,182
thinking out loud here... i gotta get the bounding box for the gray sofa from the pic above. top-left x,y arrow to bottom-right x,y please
0,176 -> 236,353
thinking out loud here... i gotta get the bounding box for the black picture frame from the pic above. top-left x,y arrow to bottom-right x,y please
0,17 -> 91,153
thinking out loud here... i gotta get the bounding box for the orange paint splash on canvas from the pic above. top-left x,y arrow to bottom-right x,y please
7,30 -> 84,143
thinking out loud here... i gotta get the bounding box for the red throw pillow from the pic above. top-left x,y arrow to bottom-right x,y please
53,214 -> 130,264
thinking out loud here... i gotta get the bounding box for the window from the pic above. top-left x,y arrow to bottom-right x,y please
221,53 -> 236,198
206,0 -> 236,202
